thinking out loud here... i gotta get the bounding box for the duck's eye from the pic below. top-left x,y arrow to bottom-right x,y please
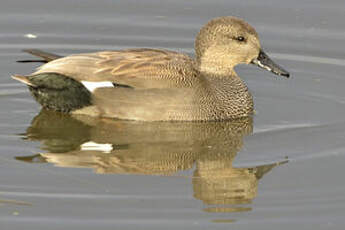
235,36 -> 246,42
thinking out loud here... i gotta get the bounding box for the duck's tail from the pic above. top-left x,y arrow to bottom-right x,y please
17,49 -> 63,63
11,75 -> 37,87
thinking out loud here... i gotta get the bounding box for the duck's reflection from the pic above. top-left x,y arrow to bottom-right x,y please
17,110 -> 286,212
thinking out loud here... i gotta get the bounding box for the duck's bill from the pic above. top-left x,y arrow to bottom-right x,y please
251,50 -> 290,78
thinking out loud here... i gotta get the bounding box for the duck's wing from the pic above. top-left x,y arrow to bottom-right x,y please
33,48 -> 197,89
18,49 -> 62,63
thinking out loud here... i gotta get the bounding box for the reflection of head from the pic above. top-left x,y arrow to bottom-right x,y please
193,153 -> 257,206
192,154 -> 287,212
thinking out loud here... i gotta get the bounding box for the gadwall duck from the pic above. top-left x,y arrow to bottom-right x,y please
12,16 -> 289,121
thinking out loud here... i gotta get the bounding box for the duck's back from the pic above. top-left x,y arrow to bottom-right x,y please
33,48 -> 199,89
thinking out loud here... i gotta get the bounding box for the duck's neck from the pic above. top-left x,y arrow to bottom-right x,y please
195,56 -> 237,78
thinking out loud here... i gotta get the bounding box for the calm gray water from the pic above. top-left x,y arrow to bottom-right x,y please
1,0 -> 345,229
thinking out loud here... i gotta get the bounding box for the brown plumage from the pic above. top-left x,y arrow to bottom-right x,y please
33,49 -> 198,89
12,16 -> 289,121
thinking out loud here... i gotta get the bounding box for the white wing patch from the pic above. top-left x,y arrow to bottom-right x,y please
80,141 -> 113,153
81,81 -> 114,93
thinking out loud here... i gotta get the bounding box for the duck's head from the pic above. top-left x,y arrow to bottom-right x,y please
195,16 -> 289,77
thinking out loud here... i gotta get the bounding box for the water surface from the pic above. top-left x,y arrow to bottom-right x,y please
1,0 -> 345,229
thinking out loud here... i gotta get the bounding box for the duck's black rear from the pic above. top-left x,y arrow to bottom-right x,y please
28,73 -> 92,112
